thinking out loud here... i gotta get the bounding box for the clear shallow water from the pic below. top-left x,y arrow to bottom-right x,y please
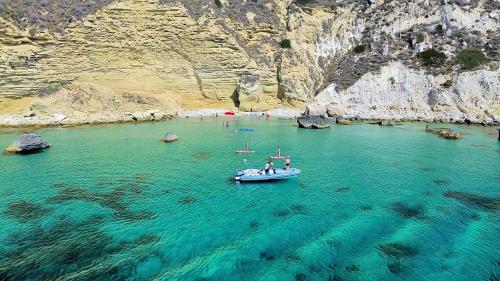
0,118 -> 499,281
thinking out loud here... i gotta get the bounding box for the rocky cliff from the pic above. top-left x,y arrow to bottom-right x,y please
0,0 -> 498,125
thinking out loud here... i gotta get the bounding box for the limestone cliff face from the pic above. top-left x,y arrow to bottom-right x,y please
0,0 -> 498,123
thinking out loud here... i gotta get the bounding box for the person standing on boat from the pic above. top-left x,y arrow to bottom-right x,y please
285,156 -> 291,170
270,161 -> 275,174
264,161 -> 271,174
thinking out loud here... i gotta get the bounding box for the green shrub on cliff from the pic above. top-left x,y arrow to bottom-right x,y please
455,48 -> 487,70
280,39 -> 292,49
417,48 -> 447,67
214,0 -> 222,8
353,44 -> 365,53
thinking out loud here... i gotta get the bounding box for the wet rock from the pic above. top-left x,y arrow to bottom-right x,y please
336,117 -> 352,125
297,115 -> 330,129
377,242 -> 418,259
427,126 -> 461,139
436,128 -> 461,139
5,134 -> 50,153
391,202 -> 425,219
443,191 -> 499,212
161,131 -> 178,142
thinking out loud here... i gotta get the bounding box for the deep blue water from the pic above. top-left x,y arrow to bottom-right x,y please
0,118 -> 499,280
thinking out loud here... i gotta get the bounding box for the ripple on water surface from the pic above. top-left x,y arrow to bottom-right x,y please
0,119 -> 498,280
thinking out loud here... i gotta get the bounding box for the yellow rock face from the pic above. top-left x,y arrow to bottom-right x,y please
0,0 -> 292,116
0,0 -> 362,118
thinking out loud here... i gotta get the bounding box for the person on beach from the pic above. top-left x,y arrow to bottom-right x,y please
285,156 -> 291,170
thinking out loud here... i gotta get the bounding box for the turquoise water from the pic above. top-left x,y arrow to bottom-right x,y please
0,118 -> 499,281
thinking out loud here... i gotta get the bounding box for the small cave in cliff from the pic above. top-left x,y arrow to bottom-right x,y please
230,88 -> 240,108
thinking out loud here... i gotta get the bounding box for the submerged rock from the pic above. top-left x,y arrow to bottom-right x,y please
5,134 -> 50,153
444,191 -> 499,212
377,242 -> 418,259
391,202 -> 425,219
297,115 -> 330,129
161,131 -> 178,142
4,200 -> 52,222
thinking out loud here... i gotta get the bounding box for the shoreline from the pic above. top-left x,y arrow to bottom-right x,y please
0,109 -> 303,129
0,108 -> 498,130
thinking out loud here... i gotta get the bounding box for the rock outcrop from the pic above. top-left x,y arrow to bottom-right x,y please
5,134 -> 50,153
297,115 -> 330,129
0,0 -> 498,125
161,131 -> 178,142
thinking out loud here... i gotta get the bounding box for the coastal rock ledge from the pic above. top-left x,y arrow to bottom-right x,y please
5,134 -> 50,153
297,115 -> 331,129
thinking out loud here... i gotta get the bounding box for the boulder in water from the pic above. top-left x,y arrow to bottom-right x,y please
436,128 -> 461,139
297,115 -> 330,129
336,117 -> 352,125
5,134 -> 50,153
161,132 -> 178,142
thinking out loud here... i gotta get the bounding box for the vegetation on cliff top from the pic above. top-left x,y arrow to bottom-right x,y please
0,0 -> 113,32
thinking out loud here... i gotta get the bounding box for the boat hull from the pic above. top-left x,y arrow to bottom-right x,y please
235,168 -> 300,182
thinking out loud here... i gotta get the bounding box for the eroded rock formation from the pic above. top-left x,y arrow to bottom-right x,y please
0,0 -> 498,124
